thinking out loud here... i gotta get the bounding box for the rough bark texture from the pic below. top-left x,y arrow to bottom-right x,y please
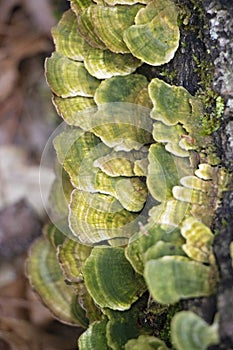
203,1 -> 233,349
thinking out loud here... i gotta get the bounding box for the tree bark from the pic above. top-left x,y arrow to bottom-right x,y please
203,1 -> 233,349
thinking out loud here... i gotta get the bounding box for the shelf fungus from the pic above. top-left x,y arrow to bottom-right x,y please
144,256 -> 216,304
83,44 -> 142,79
148,78 -> 204,145
152,122 -> 189,157
99,0 -> 149,5
148,199 -> 191,228
69,190 -> 136,243
26,1 -> 226,348
93,75 -> 153,150
180,217 -> 214,263
78,6 -> 107,49
26,237 -> 89,327
123,0 -> 180,65
58,239 -> 93,283
78,320 -> 110,350
52,9 -> 143,79
53,95 -> 96,126
78,292 -> 148,349
171,311 -> 219,350
103,301 -> 147,349
45,52 -> 100,98
147,144 -> 192,203
52,10 -> 86,61
82,246 -> 146,310
143,241 -> 185,262
48,168 -> 73,221
43,221 -> 67,249
125,335 -> 169,350
69,0 -> 93,15
125,222 -> 184,274
93,148 -> 148,177
80,4 -> 143,54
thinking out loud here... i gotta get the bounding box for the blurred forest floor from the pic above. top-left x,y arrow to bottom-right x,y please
0,1 -> 80,349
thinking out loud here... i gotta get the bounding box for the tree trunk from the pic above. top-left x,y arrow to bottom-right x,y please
204,1 -> 233,349
169,1 -> 233,349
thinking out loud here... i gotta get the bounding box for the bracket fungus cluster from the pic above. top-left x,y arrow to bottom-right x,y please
26,0 -> 228,349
